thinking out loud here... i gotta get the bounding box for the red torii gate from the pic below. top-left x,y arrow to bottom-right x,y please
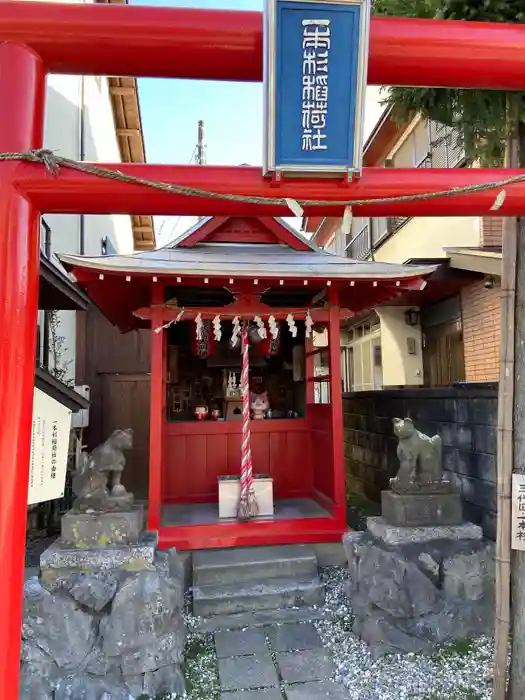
1,2 -> 524,696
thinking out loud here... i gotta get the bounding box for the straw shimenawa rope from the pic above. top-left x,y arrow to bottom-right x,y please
1,148 -> 524,209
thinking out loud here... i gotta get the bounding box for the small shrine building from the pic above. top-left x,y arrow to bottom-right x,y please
60,215 -> 435,550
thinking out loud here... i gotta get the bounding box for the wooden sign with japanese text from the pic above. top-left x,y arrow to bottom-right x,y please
27,388 -> 72,505
512,473 -> 525,550
263,0 -> 371,176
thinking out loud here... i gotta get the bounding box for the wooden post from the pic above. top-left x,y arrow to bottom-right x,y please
495,95 -> 521,700
147,284 -> 164,532
305,335 -> 315,406
494,219 -> 517,700
327,286 -> 346,524
507,110 -> 525,700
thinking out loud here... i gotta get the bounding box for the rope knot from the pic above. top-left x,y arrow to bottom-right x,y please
25,149 -> 60,176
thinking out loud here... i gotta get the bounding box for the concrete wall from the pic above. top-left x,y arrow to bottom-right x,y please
343,383 -> 497,539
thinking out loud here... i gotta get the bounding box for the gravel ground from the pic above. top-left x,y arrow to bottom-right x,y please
179,566 -> 494,700
315,567 -> 493,700
23,542 -> 492,700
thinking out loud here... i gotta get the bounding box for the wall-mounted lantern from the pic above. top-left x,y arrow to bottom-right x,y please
404,308 -> 420,327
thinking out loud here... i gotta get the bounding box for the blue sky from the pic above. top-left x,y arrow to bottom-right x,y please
132,0 -> 383,246
132,0 -> 267,245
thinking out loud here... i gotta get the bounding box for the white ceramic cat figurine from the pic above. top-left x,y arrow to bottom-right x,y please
251,391 -> 269,420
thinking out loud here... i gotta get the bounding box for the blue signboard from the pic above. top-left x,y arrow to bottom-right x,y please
263,0 -> 371,176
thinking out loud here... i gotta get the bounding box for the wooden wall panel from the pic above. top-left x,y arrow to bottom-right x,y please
100,374 -> 150,498
162,419 -> 312,503
310,404 -> 334,503
76,307 -> 151,494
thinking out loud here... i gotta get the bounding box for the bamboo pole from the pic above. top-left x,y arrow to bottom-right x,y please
493,96 -> 519,700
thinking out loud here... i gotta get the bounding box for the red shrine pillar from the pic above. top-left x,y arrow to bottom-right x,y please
148,284 -> 165,533
0,44 -> 45,699
327,286 -> 347,526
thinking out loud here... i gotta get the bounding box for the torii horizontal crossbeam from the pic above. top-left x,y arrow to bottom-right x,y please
0,1 -> 525,89
11,162 -> 525,217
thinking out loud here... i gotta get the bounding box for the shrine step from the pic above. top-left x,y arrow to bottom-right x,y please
191,544 -> 325,618
192,544 -> 318,587
194,606 -> 328,634
192,574 -> 324,618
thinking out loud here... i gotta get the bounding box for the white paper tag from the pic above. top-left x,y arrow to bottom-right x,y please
490,189 -> 506,211
285,198 -> 304,218
341,205 -> 353,235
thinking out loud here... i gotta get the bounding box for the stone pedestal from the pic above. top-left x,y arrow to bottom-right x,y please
22,509 -> 187,699
367,516 -> 482,545
40,531 -> 158,592
61,504 -> 144,548
343,517 -> 494,657
381,489 -> 462,527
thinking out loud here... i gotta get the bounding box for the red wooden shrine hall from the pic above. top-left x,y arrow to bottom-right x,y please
61,216 -> 435,551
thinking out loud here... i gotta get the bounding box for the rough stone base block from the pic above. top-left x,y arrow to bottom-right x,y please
23,544 -> 186,700
343,527 -> 495,657
40,531 -> 157,588
367,516 -> 483,545
61,504 -> 144,547
381,490 -> 462,527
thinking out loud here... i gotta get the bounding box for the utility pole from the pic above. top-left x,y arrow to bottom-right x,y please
196,119 -> 206,166
196,120 -> 206,222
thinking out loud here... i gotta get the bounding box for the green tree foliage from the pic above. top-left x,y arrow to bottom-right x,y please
373,0 -> 525,164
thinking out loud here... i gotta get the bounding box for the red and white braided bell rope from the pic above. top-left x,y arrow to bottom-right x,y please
237,324 -> 259,520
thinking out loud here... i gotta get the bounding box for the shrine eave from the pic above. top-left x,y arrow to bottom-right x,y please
59,246 -> 437,283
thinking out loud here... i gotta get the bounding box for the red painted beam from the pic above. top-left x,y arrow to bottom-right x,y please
13,162 -> 525,217
0,2 -> 524,89
158,518 -> 346,551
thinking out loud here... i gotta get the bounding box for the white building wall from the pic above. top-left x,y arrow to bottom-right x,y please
82,75 -> 135,257
32,0 -> 135,383
375,307 -> 424,387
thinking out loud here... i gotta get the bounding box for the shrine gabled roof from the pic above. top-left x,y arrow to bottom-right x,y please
59,243 -> 437,281
166,216 -> 318,251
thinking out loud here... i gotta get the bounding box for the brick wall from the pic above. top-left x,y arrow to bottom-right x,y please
343,383 -> 498,539
480,216 -> 503,248
461,280 -> 501,382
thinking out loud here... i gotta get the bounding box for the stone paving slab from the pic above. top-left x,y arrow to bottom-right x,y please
196,608 -> 327,634
266,622 -> 321,652
218,653 -> 279,691
276,648 -> 334,684
215,628 -> 268,658
285,680 -> 349,700
220,689 -> 284,700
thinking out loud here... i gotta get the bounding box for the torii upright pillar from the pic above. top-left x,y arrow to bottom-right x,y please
0,43 -> 45,699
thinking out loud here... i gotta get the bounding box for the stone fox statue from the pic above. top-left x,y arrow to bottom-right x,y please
72,429 -> 133,510
391,417 -> 443,490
